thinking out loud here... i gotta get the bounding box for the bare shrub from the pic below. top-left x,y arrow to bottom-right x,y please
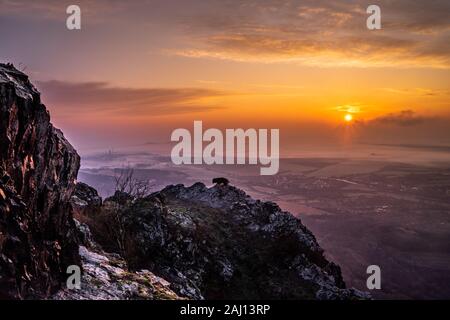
114,167 -> 152,199
86,166 -> 153,256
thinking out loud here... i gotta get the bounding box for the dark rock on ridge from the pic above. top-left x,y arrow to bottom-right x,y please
53,244 -> 183,300
0,63 -> 80,299
53,185 -> 183,300
71,182 -> 102,216
71,183 -> 104,250
100,182 -> 368,300
53,218 -> 183,300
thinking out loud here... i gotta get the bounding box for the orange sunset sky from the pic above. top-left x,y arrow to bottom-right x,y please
1,0 -> 449,155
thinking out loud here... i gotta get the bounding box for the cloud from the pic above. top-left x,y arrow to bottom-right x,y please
172,0 -> 450,68
353,109 -> 450,144
36,80 -> 226,117
379,88 -> 450,96
175,34 -> 426,67
335,104 -> 363,114
2,0 -> 449,68
370,110 -> 429,126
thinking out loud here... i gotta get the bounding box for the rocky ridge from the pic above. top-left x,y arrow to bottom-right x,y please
53,183 -> 182,300
88,182 -> 368,300
53,226 -> 181,300
0,63 -> 80,299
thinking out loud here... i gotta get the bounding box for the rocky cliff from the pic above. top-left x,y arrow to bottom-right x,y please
55,184 -> 184,300
0,63 -> 80,299
90,182 -> 368,300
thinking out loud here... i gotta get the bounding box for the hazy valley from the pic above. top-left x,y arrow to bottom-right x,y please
79,147 -> 450,299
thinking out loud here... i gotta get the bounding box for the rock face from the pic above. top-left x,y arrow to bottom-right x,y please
53,191 -> 182,300
71,182 -> 102,216
53,245 -> 182,300
0,63 -> 80,299
100,182 -> 368,300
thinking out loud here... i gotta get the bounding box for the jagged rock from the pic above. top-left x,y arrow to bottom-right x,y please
104,190 -> 134,205
53,219 -> 182,300
72,182 -> 102,213
101,182 -> 369,300
52,245 -> 182,300
73,219 -> 97,249
212,177 -> 229,186
0,63 -> 80,299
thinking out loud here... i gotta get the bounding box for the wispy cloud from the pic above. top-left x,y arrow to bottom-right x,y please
172,0 -> 450,68
37,80 -> 226,116
354,109 -> 450,144
370,110 -> 430,126
2,0 -> 449,68
379,88 -> 450,96
334,104 -> 363,114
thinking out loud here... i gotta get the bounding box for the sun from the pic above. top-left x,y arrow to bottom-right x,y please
344,114 -> 353,122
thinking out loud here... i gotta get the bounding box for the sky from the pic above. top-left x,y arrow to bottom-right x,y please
1,0 -> 449,156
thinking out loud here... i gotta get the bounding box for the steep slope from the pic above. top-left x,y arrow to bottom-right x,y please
0,63 -> 80,299
53,238 -> 183,300
97,182 -> 368,300
0,62 -> 367,300
52,183 -> 183,300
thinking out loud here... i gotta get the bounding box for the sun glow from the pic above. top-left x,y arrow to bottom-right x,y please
344,114 -> 353,122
